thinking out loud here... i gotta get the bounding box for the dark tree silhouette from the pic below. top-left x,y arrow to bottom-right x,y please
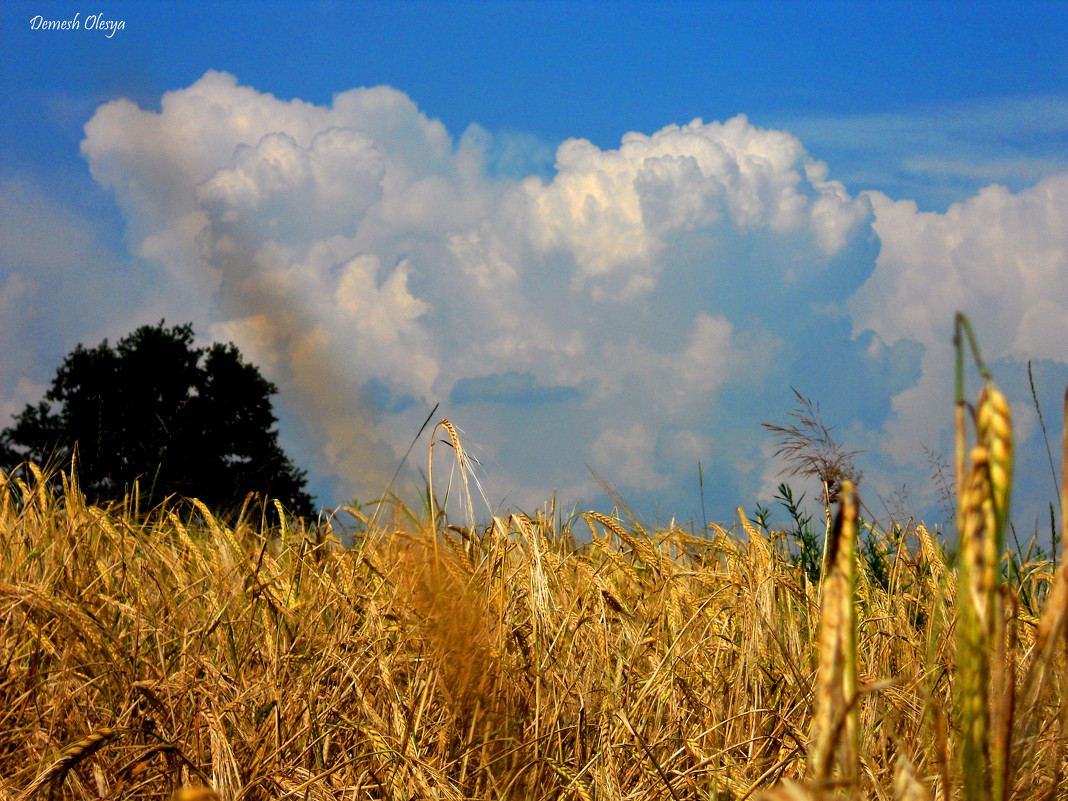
0,321 -> 314,517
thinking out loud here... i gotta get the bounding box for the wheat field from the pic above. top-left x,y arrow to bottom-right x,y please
1,320 -> 1066,800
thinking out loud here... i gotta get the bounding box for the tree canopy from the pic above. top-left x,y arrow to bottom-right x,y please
0,321 -> 314,517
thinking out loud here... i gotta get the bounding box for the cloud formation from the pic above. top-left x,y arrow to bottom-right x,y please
849,176 -> 1068,488
41,70 -> 1067,531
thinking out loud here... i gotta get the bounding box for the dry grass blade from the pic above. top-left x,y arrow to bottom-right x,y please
1014,382 -> 1068,788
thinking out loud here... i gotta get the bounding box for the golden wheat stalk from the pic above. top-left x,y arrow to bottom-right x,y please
977,381 -> 1015,801
427,418 -> 478,567
951,316 -> 1021,801
957,444 -> 996,801
955,391 -> 1014,801
546,757 -> 596,801
807,479 -> 859,790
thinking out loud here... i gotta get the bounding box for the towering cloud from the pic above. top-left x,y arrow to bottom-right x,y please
61,70 -> 1067,529
848,176 -> 1068,492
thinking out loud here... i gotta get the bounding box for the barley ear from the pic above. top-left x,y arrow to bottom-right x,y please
17,728 -> 120,801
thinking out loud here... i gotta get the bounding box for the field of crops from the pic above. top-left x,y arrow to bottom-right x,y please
2,321 -> 1066,800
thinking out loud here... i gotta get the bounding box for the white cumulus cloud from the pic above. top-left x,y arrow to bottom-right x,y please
506,116 -> 870,300
850,175 -> 1068,465
31,69 -> 1059,534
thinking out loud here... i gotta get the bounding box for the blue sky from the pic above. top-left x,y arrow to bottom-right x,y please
2,1 -> 1067,544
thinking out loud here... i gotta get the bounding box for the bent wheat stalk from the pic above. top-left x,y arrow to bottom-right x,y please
18,728 -> 120,801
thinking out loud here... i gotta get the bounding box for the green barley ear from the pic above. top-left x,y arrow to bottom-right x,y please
807,479 -> 859,791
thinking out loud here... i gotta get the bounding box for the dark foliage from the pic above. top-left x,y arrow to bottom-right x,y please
0,321 -> 314,517
774,482 -> 823,585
